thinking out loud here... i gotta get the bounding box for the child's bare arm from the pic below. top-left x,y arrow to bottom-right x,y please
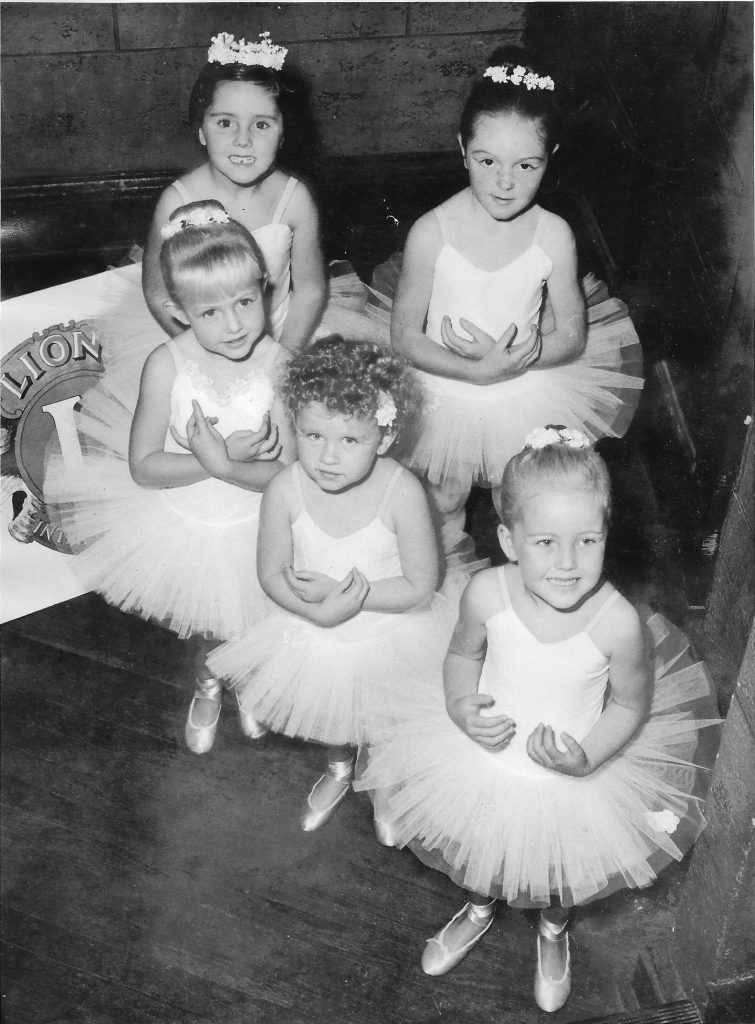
361,469 -> 439,612
129,346 -> 211,486
142,188 -> 189,338
533,216 -> 586,368
277,185 -> 327,352
444,572 -> 516,749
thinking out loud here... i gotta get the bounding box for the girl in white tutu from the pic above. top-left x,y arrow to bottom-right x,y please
45,201 -> 293,754
142,31 -> 326,350
357,428 -> 719,1012
208,336 -> 461,834
114,30 -> 384,367
389,48 -> 643,556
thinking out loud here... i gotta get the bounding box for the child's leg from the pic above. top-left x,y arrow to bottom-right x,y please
186,639 -> 268,754
422,890 -> 497,976
300,744 -> 355,832
535,902 -> 573,1012
427,479 -> 475,560
184,638 -> 224,754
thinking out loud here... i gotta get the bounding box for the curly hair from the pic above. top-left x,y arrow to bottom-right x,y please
279,335 -> 421,435
495,441 -> 612,528
159,200 -> 267,304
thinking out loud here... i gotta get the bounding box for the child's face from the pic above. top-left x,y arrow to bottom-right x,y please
175,272 -> 266,361
199,81 -> 283,187
461,112 -> 552,222
294,402 -> 393,494
498,488 -> 606,611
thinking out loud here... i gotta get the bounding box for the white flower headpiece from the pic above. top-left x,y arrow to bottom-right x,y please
375,390 -> 397,430
208,31 -> 287,71
483,64 -> 555,91
525,425 -> 591,451
161,207 -> 231,240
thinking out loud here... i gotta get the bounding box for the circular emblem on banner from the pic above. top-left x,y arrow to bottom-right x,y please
1,321 -> 104,552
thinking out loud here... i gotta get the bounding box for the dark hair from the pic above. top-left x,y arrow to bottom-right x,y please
495,437 -> 612,528
280,335 -> 421,437
459,46 -> 562,152
188,60 -> 320,175
159,200 -> 267,304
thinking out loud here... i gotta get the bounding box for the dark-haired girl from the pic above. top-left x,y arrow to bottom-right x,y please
390,50 -> 644,557
142,32 -> 327,351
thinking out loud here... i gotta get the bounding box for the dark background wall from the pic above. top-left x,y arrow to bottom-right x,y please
1,1 -> 527,178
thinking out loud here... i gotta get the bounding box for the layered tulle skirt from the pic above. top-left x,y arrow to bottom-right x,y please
43,372 -> 269,641
369,263 -> 644,490
208,578 -> 467,747
355,606 -> 720,908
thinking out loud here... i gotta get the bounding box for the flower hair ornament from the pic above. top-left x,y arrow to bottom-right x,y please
524,425 -> 591,450
375,390 -> 397,429
161,207 -> 231,240
208,31 -> 287,71
483,64 -> 555,92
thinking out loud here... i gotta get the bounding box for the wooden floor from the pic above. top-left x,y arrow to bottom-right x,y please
1,435 -> 708,1024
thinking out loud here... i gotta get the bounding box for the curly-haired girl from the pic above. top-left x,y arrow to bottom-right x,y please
209,335 -> 462,835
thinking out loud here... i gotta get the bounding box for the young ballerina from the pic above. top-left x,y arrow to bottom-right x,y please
142,31 -> 326,351
387,49 -> 643,555
45,201 -> 293,753
357,428 -> 719,1012
208,336 -> 463,833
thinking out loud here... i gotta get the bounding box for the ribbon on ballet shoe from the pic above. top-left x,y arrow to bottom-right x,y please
534,916 -> 572,1012
300,758 -> 354,832
185,676 -> 223,755
421,900 -> 496,976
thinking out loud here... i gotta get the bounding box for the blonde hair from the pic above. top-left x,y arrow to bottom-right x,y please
495,443 -> 612,527
159,200 -> 267,304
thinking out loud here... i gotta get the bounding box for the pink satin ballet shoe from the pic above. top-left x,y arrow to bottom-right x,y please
373,817 -> 397,847
534,915 -> 572,1012
233,689 -> 269,740
300,757 -> 354,832
185,676 -> 223,755
421,900 -> 496,976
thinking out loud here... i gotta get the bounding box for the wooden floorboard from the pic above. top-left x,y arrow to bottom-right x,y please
2,570 -> 693,1023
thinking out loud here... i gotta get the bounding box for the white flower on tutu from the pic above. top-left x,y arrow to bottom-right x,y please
646,809 -> 680,835
375,390 -> 397,429
525,426 -> 592,450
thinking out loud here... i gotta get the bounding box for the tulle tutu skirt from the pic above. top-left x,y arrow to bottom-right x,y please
369,260 -> 644,490
355,607 -> 720,908
208,575 -> 468,747
43,369 -> 269,641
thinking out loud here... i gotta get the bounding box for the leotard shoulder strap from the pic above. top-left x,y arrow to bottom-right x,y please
164,338 -> 184,373
169,179 -> 193,205
291,461 -> 307,512
496,565 -> 512,607
432,205 -> 451,246
271,177 -> 299,224
375,464 -> 404,519
583,586 -> 622,635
